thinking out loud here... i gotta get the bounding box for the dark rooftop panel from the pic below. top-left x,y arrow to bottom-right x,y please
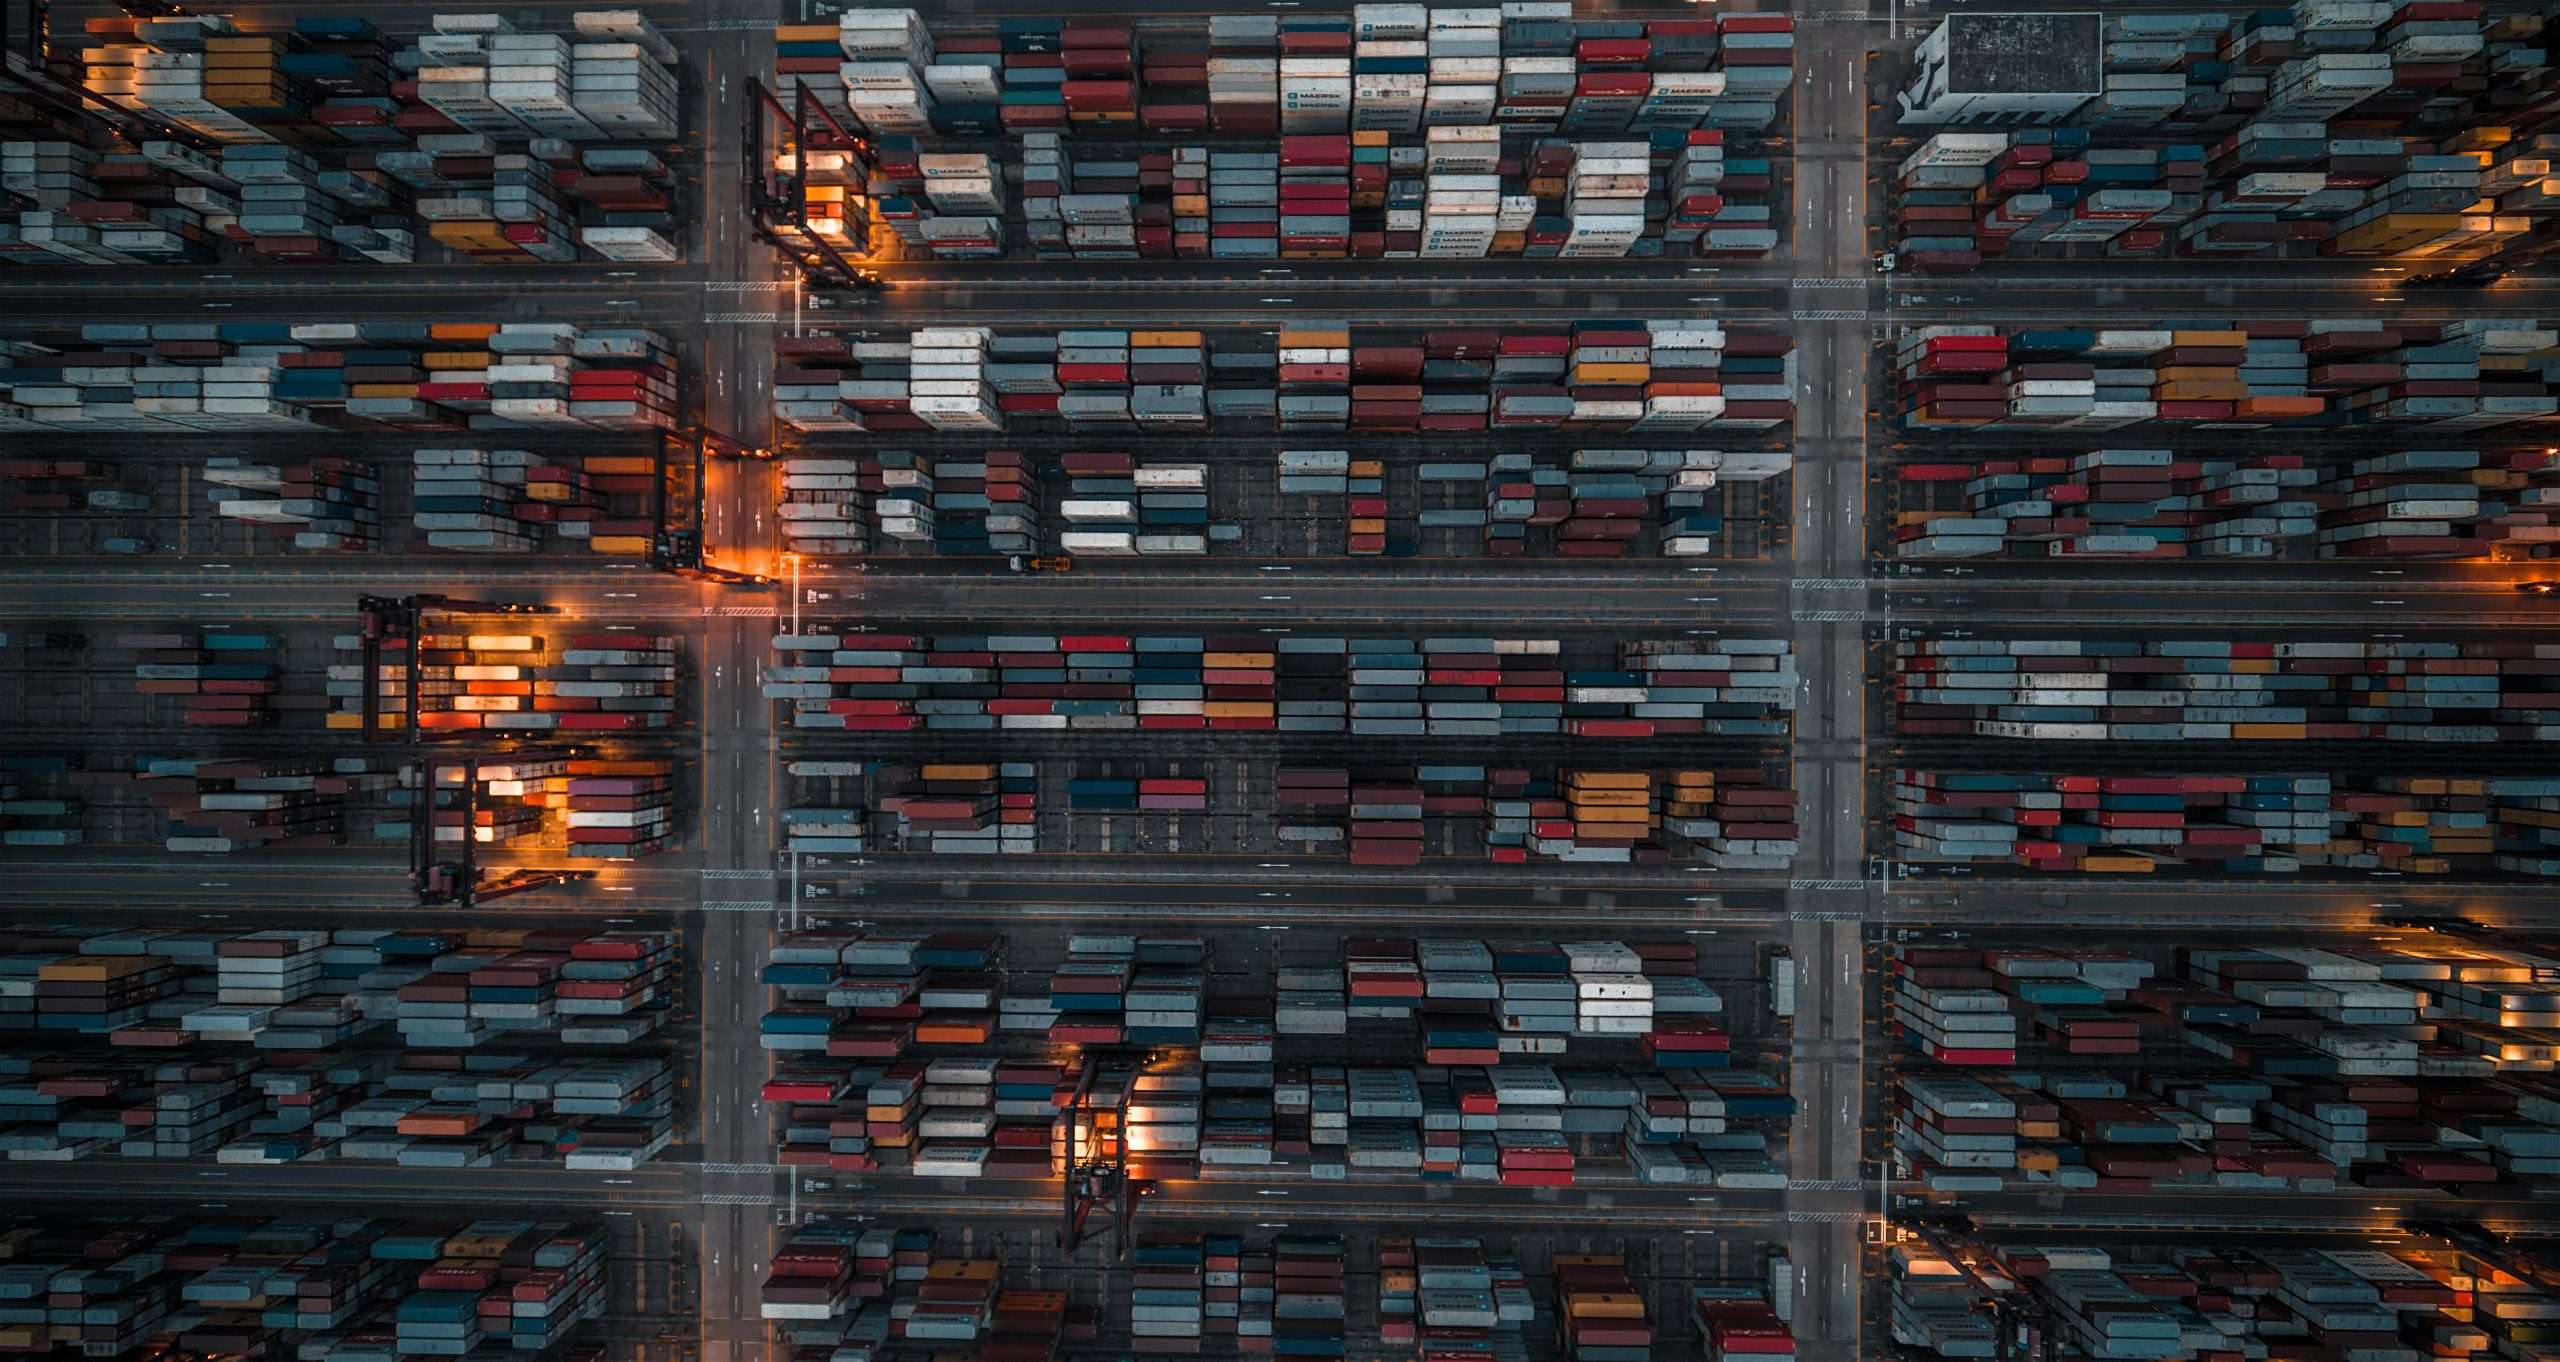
1946,11 -> 2105,96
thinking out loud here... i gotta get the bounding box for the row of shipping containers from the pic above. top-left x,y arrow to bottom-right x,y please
764,1224 -> 1791,1357
805,127 -> 1777,261
6,11 -> 685,265
0,1216 -> 616,1359
1892,635 -> 2560,742
1889,0 -> 2559,269
1892,938 -> 2560,1197
22,747 -> 683,861
1891,124 -> 2550,271
775,8 -> 1791,144
80,628 -> 680,734
37,445 -> 678,558
0,748 -> 81,847
0,323 -> 681,434
781,444 -> 1784,562
1889,444 -> 2560,560
758,930 -> 1789,1188
1892,320 -> 2559,433
1270,765 -> 1797,868
1898,1 -> 2537,132
1890,1239 -> 2560,1362
1272,446 -> 1784,560
764,630 -> 1798,738
1888,769 -> 2560,875
61,755 -> 399,853
775,323 -> 1795,435
322,629 -> 680,734
0,924 -> 677,1165
782,759 -> 1798,867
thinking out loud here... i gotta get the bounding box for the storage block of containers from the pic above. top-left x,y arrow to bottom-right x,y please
0,1216 -> 613,1359
1270,763 -> 1797,868
764,1222 -> 1791,1356
3,456 -> 166,553
204,454 -> 381,551
793,130 -> 1775,262
1280,445 -> 1785,558
1891,445 -> 2560,560
1893,321 -> 2558,434
757,1225 -> 1103,1354
5,10 -> 684,264
775,323 -> 1795,434
345,755 -> 680,863
765,630 -> 1797,737
1894,636 -> 2560,741
0,323 -> 681,433
1889,769 -> 2560,876
1890,1239 -> 2557,1362
60,755 -> 401,853
1889,1 -> 2560,270
326,629 -> 680,734
0,752 -> 83,847
0,923 -> 677,1165
1890,936 -> 2560,1194
760,929 -> 1789,1186
113,629 -> 294,728
768,8 -> 1790,259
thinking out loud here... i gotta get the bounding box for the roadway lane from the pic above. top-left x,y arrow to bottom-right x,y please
691,1 -> 786,1355
0,1158 -> 1791,1222
1783,17 -> 1875,1361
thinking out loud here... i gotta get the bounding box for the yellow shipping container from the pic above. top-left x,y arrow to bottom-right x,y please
41,956 -> 162,981
2232,723 -> 2306,740
1571,790 -> 1653,807
586,455 -> 655,475
2168,329 -> 2247,347
2156,380 -> 2247,402
424,350 -> 492,370
1350,460 -> 1384,477
2081,852 -> 2155,873
2332,213 -> 2463,253
1350,517 -> 1386,534
591,536 -> 652,555
1202,701 -> 1274,718
1572,362 -> 1651,384
1568,772 -> 1650,789
922,764 -> 997,781
1278,329 -> 1350,347
1131,330 -> 1201,347
1202,652 -> 1274,668
774,23 -> 838,40
349,383 -> 421,398
430,323 -> 500,342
